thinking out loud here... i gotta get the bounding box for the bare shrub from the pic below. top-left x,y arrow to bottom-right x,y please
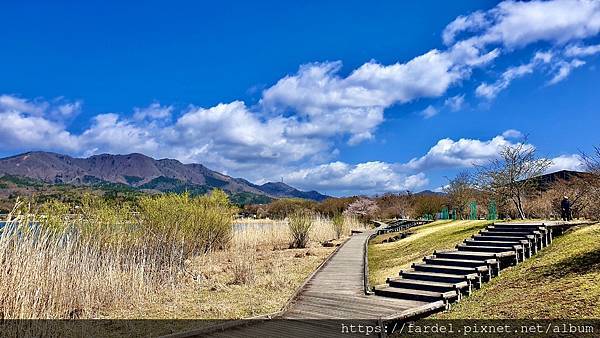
332,214 -> 345,239
230,250 -> 257,285
444,171 -> 476,219
288,210 -> 313,248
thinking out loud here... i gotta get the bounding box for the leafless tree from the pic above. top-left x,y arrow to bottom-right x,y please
443,171 -> 475,219
579,146 -> 600,220
581,146 -> 600,175
476,142 -> 552,220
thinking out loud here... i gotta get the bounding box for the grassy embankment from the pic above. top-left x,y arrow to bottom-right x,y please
0,192 -> 365,321
436,222 -> 600,318
368,220 -> 493,286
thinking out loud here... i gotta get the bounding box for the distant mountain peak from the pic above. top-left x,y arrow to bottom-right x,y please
0,151 -> 329,202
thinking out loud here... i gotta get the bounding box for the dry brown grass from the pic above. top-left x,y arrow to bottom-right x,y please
0,198 -> 365,321
232,214 -> 365,249
0,219 -> 171,319
106,215 -> 360,319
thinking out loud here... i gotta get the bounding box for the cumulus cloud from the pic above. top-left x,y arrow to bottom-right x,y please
285,161 -> 428,195
547,154 -> 586,172
0,95 -> 46,115
445,0 -> 600,49
261,50 -> 464,144
3,1 -> 600,194
404,133 -> 527,171
0,95 -> 79,152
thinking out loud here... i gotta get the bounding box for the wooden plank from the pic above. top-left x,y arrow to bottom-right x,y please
196,224 -> 449,337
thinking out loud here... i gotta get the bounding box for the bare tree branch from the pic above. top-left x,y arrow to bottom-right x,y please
475,142 -> 552,219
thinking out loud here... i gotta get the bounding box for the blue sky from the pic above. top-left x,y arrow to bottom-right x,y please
1,0 -> 599,196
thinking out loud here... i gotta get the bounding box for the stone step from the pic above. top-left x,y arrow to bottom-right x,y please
386,277 -> 469,293
491,223 -> 546,228
464,239 -> 526,247
479,230 -> 540,237
457,244 -> 519,254
472,234 -> 534,242
412,263 -> 488,275
486,227 -> 541,233
434,250 -> 501,261
423,257 -> 496,268
373,285 -> 458,303
400,270 -> 476,284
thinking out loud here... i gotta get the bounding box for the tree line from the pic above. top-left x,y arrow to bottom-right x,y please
244,143 -> 600,221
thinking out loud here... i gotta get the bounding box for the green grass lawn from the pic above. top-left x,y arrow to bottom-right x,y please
435,222 -> 600,319
368,220 -> 493,286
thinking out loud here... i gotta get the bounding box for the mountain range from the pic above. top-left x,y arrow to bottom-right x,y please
0,151 -> 329,201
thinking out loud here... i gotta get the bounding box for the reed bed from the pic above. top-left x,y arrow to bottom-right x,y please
0,194 -> 367,319
0,191 -> 236,319
232,214 -> 365,250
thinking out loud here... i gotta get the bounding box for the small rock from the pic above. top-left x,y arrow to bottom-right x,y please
322,241 -> 335,247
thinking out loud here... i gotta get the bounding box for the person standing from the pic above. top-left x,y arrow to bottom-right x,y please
560,196 -> 572,221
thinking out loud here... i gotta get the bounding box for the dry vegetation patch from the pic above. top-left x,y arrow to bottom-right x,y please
0,196 -> 365,320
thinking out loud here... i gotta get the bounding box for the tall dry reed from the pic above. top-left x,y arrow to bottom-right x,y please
0,191 -> 236,319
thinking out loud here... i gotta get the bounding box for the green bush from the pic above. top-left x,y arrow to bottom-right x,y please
38,200 -> 71,232
137,190 -> 235,255
266,198 -> 317,219
288,209 -> 313,248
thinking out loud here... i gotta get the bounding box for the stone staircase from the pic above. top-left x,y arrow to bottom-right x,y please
373,222 -> 553,307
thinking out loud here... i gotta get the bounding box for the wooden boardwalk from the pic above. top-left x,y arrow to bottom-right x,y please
168,221 -> 591,337
177,228 -> 444,338
283,230 -> 441,320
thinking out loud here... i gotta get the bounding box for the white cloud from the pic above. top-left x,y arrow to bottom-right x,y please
446,0 -> 600,97
79,113 -> 162,156
0,95 -> 79,152
261,50 -> 465,144
475,51 -> 558,99
3,1 -> 600,194
547,154 -> 586,172
0,94 -> 46,115
0,111 -> 79,152
548,59 -> 586,84
476,62 -> 536,99
420,105 -> 439,119
565,43 -> 600,56
446,0 -> 600,49
0,96 -> 330,179
443,11 -> 488,46
285,161 -> 428,195
501,129 -> 523,139
404,134 -> 527,171
444,94 -> 465,112
133,102 -> 173,120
